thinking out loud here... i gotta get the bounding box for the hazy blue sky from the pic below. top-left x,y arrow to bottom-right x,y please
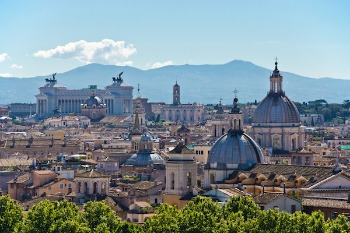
0,0 -> 349,79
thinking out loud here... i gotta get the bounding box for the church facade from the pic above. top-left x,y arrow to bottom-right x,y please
35,73 -> 133,119
160,82 -> 205,124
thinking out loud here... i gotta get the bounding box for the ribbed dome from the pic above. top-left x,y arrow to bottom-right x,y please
124,152 -> 165,167
253,61 -> 301,126
253,93 -> 301,125
206,130 -> 263,170
84,95 -> 103,106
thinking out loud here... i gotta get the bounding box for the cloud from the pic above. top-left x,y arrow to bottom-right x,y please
33,39 -> 137,65
0,72 -> 12,77
0,53 -> 10,63
151,60 -> 173,69
11,64 -> 23,69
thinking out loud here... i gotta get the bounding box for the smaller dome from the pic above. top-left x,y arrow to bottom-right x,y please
123,152 -> 165,167
206,130 -> 263,170
140,134 -> 152,142
84,95 -> 103,106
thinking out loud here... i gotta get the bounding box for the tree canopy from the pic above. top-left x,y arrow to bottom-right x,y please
1,195 -> 350,233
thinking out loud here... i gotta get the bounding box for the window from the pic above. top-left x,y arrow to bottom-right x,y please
260,206 -> 265,210
171,172 -> 175,189
210,173 -> 215,184
291,205 -> 296,213
68,183 -> 72,188
48,186 -> 52,190
59,184 -> 64,189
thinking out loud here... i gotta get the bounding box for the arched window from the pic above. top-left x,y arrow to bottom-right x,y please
84,182 -> 88,194
77,182 -> 81,193
93,182 -> 98,194
101,182 -> 106,194
170,172 -> 175,189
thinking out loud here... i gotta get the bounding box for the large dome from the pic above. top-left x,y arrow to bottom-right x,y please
206,129 -> 264,170
253,61 -> 300,126
253,93 -> 300,125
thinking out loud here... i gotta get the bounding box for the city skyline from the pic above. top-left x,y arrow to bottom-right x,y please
1,1 -> 349,79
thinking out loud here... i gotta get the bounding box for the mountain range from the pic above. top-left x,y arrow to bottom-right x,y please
0,60 -> 348,105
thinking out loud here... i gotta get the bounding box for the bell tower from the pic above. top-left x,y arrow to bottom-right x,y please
173,81 -> 181,105
269,59 -> 284,95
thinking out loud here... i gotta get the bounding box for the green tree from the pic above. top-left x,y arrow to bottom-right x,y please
307,211 -> 326,233
179,196 -> 227,233
326,214 -> 350,233
81,201 -> 121,232
289,211 -> 310,233
49,220 -> 90,233
23,200 -> 83,233
224,195 -> 260,221
23,200 -> 56,233
0,195 -> 23,233
144,203 -> 182,233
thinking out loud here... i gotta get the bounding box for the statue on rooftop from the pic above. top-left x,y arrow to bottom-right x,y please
45,73 -> 57,83
112,71 -> 124,85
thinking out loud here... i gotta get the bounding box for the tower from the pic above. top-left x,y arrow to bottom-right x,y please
165,142 -> 197,197
131,111 -> 142,152
173,81 -> 180,105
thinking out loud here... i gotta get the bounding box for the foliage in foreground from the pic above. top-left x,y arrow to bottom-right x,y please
1,195 -> 350,233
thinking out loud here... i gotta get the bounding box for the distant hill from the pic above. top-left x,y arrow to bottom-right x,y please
0,60 -> 348,105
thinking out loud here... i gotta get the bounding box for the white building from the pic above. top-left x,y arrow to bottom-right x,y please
35,73 -> 133,119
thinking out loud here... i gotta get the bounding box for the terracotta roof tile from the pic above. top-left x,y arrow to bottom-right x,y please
302,197 -> 350,210
75,169 -> 110,178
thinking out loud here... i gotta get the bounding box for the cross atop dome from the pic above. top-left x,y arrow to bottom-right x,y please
233,88 -> 239,98
274,57 -> 279,71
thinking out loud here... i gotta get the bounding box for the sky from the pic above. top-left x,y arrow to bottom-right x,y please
0,0 -> 349,79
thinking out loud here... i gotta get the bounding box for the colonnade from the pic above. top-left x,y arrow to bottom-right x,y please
58,99 -> 86,114
37,99 -> 48,114
104,99 -> 114,115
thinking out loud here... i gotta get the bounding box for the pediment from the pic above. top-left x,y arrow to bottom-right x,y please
310,173 -> 350,190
